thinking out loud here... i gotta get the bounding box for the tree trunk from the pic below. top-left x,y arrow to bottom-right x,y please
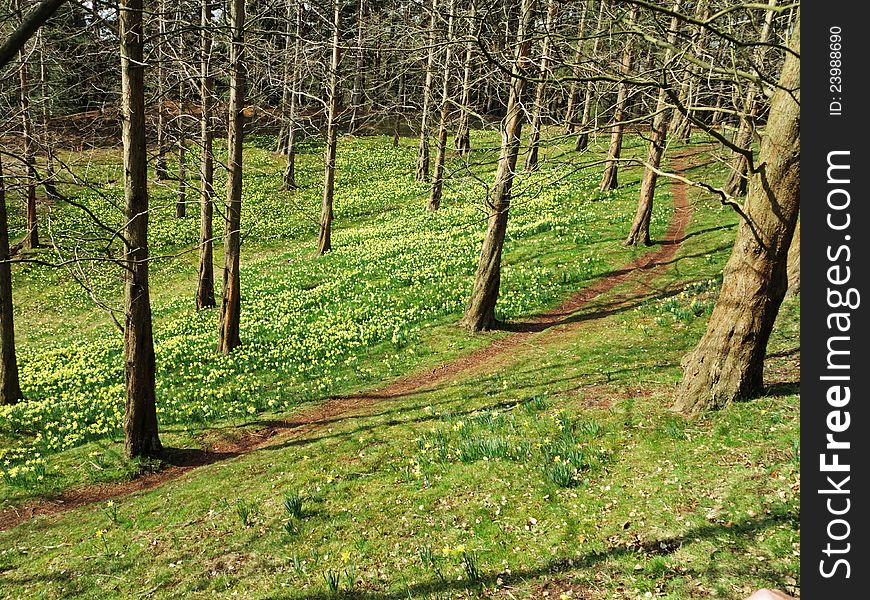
176,127 -> 186,218
416,0 -> 438,182
575,0 -> 605,152
197,0 -> 215,310
563,1 -> 589,135
282,0 -> 302,190
673,13 -> 800,415
460,0 -> 535,332
119,0 -> 162,458
428,0 -> 455,211
599,7 -> 635,191
19,33 -> 39,250
318,0 -> 340,255
454,2 -> 476,155
0,0 -> 67,70
154,0 -> 168,181
349,0 -> 366,134
37,30 -> 60,200
624,1 -> 681,247
218,0 -> 245,354
524,0 -> 555,172
275,0 -> 294,155
0,156 -> 23,405
785,218 -> 799,297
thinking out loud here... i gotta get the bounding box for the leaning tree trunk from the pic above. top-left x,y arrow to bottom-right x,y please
415,0 -> 438,182
196,0 -> 216,310
119,0 -> 162,458
562,0 -> 589,135
673,13 -> 800,415
460,0 -> 535,332
218,0 -> 245,354
624,1 -> 681,247
282,0 -> 302,190
524,0 -> 555,172
19,37 -> 39,250
454,2 -> 475,156
599,7 -> 636,191
428,0 -> 455,211
318,0 -> 340,255
575,0 -> 606,152
724,0 -> 778,197
0,155 -> 23,405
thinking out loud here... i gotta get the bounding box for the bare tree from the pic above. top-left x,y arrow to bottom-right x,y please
415,0 -> 438,182
318,0 -> 341,255
196,0 -> 216,310
428,0 -> 455,211
0,154 -> 23,405
524,0 -> 555,172
454,2 -> 476,155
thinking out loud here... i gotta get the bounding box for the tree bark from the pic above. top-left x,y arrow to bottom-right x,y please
454,2 -> 476,155
428,0 -> 455,211
460,0 -> 535,332
282,0 -> 302,190
0,0 -> 66,70
196,0 -> 216,310
524,0 -> 555,172
0,155 -> 23,405
599,7 -> 636,191
785,219 -> 799,297
624,1 -> 681,247
176,127 -> 186,217
673,13 -> 800,415
154,0 -> 168,181
318,0 -> 340,255
563,1 -> 589,135
218,0 -> 245,354
575,0 -> 606,152
415,0 -> 438,182
275,0 -> 294,154
18,29 -> 39,250
120,0 -> 162,458
349,0 -> 366,134
37,30 -> 60,200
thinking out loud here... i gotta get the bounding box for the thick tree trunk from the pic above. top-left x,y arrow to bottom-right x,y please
524,0 -> 555,172
599,7 -> 635,191
196,0 -> 215,310
428,0 -> 455,211
673,14 -> 800,415
0,156 -> 23,405
218,0 -> 245,355
454,3 -> 476,155
460,0 -> 535,332
624,2 -> 681,247
19,38 -> 39,250
119,0 -> 162,458
416,0 -> 438,182
318,0 -> 340,255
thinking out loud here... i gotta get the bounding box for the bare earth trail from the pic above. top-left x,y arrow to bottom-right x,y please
0,155 -> 696,532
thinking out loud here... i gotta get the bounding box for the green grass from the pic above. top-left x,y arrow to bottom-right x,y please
0,130 -> 799,598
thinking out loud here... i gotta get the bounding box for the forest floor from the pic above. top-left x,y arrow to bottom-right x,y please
0,133 -> 799,599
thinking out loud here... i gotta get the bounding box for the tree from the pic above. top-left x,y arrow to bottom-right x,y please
460,0 -> 535,332
415,0 -> 438,182
154,0 -> 169,181
0,0 -> 67,69
454,2 -> 476,155
196,0 -> 216,310
0,154 -> 23,405
673,13 -> 800,415
427,0 -> 455,211
598,5 -> 635,191
317,0 -> 341,255
119,0 -> 162,458
574,0 -> 604,152
281,0 -> 302,191
17,7 -> 39,250
524,0 -> 555,172
218,0 -> 246,354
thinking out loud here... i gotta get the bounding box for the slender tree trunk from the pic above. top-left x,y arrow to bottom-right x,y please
37,31 -> 60,200
318,0 -> 340,255
563,1 -> 589,135
176,127 -> 186,217
0,156 -> 22,405
673,14 -> 800,415
428,0 -> 455,211
218,0 -> 245,354
282,0 -> 301,190
624,1 -> 681,247
460,0 -> 535,332
349,0 -> 366,134
599,7 -> 636,191
155,0 -> 168,181
524,0 -> 555,172
19,35 -> 39,250
275,0 -> 294,154
197,0 -> 215,310
575,0 -> 605,152
454,2 -> 476,155
723,0 -> 777,197
119,0 -> 162,458
416,0 -> 438,182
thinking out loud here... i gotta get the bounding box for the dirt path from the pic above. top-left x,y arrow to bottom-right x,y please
0,156 -> 695,532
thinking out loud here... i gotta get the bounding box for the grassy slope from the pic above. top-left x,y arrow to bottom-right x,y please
0,134 -> 799,599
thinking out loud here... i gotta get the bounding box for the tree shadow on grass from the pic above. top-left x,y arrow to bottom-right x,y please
282,507 -> 797,599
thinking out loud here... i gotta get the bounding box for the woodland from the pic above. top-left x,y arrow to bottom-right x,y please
0,0 -> 800,598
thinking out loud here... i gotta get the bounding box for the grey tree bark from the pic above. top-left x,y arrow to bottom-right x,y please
428,0 -> 455,211
196,0 -> 216,310
318,0 -> 341,255
415,0 -> 438,182
524,0 -> 555,172
599,6 -> 636,191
